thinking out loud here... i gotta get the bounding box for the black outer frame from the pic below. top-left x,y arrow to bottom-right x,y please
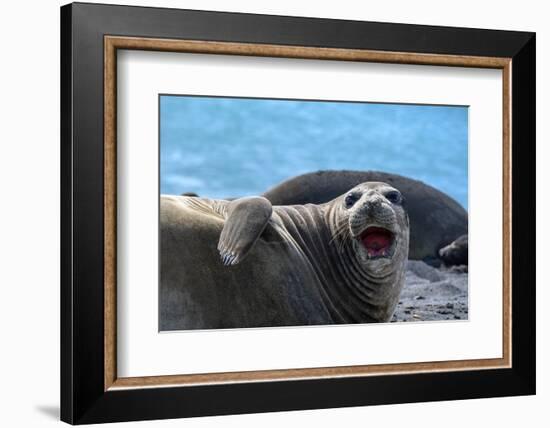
60,2 -> 535,424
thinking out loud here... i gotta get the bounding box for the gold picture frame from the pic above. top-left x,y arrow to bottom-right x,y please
104,36 -> 512,391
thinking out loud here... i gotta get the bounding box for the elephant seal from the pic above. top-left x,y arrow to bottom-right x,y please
438,234 -> 468,267
160,182 -> 409,331
261,170 -> 467,263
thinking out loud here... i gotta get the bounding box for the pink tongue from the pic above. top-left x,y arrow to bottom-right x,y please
362,231 -> 391,255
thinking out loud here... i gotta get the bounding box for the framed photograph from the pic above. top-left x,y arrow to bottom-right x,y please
60,2 -> 535,424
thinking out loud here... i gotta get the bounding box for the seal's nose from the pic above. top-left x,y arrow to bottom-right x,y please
363,192 -> 384,208
357,193 -> 385,216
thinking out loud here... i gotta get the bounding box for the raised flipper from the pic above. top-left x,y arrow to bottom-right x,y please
217,196 -> 273,266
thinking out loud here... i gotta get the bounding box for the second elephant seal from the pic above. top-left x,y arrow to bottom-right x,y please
439,234 -> 468,266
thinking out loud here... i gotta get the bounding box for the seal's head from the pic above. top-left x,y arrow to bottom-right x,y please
331,182 -> 409,275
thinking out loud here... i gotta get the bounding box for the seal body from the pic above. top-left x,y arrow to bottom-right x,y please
261,170 -> 467,263
438,234 -> 468,266
160,182 -> 409,331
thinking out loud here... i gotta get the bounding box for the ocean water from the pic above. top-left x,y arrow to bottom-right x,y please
160,96 -> 468,208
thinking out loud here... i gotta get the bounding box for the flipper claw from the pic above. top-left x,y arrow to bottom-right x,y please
217,196 -> 273,267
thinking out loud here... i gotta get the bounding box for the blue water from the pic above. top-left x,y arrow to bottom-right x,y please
160,96 -> 468,208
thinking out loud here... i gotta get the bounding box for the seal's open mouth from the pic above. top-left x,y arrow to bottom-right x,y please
359,227 -> 396,259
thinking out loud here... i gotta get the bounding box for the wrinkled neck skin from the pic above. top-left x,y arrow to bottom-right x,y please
318,200 -> 409,323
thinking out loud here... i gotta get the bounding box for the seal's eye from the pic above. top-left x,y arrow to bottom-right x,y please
385,190 -> 402,204
344,193 -> 360,208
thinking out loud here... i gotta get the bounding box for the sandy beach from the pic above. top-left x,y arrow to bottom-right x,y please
391,261 -> 468,322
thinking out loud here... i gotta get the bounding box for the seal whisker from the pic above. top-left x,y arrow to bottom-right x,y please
329,227 -> 348,243
329,223 -> 348,243
329,220 -> 352,254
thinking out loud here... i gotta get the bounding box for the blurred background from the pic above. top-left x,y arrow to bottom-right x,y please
160,95 -> 468,208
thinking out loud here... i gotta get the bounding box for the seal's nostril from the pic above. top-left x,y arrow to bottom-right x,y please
360,201 -> 371,213
366,197 -> 382,209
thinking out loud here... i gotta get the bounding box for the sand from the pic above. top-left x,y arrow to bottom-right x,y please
391,260 -> 469,322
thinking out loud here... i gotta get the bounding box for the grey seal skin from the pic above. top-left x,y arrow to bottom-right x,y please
160,182 -> 409,331
438,234 -> 468,266
260,170 -> 467,264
